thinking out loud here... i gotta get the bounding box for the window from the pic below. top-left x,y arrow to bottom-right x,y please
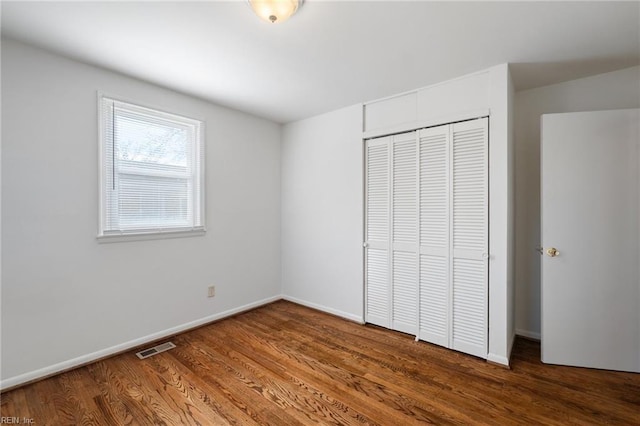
98,95 -> 205,241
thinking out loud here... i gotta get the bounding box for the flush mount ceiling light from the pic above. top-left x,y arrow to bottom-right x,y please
249,0 -> 302,24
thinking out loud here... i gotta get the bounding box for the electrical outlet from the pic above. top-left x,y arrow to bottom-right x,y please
208,285 -> 216,298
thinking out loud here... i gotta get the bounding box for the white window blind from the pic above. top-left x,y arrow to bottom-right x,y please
98,95 -> 205,241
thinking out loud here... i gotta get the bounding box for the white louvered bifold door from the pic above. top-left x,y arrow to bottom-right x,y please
364,119 -> 488,360
418,125 -> 450,347
450,118 -> 488,358
365,136 -> 391,328
391,132 -> 418,335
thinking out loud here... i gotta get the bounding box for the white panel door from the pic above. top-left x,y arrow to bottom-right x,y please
450,118 -> 488,359
365,136 -> 390,328
391,132 -> 418,335
418,124 -> 450,347
541,109 -> 640,372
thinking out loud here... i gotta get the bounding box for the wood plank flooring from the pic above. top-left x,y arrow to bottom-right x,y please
2,300 -> 639,425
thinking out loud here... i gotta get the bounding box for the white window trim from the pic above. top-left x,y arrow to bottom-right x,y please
97,92 -> 206,242
97,228 -> 207,244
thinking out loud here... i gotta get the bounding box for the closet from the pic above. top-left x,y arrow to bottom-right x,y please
364,117 -> 488,359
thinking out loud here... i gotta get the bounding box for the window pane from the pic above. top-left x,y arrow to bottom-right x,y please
115,109 -> 188,167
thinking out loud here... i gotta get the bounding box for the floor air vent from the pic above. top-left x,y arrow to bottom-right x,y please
136,342 -> 176,359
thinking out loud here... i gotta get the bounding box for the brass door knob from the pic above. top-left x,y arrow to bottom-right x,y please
546,247 -> 560,257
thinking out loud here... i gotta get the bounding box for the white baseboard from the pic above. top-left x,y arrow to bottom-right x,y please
0,295 -> 282,391
508,332 -> 516,359
487,352 -> 510,367
516,328 -> 541,341
282,295 -> 365,324
487,330 -> 534,367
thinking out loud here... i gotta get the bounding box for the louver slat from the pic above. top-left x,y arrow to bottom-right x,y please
452,259 -> 486,348
365,137 -> 390,327
393,251 -> 417,334
391,133 -> 418,334
418,126 -> 449,347
367,141 -> 389,243
420,254 -> 448,346
453,126 -> 487,252
367,248 -> 389,327
451,119 -> 488,359
393,137 -> 417,245
420,131 -> 448,249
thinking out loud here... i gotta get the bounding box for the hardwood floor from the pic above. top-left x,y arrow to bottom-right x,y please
2,300 -> 639,425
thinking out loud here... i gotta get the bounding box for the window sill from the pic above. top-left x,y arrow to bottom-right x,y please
97,228 -> 206,244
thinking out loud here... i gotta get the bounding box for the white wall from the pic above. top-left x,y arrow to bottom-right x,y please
281,105 -> 364,322
515,65 -> 640,338
1,39 -> 282,388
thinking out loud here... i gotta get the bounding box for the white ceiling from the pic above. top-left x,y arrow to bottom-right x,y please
2,1 -> 639,123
